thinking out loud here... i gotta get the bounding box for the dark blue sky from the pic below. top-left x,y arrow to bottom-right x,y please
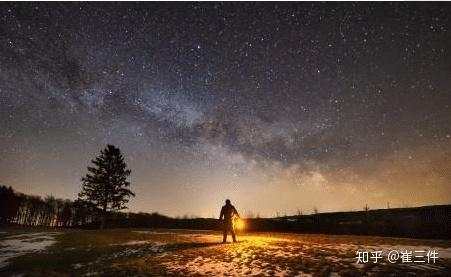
1,2 -> 450,217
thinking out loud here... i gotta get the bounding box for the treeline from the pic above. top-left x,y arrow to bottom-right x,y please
0,185 -> 99,227
0,185 -> 207,229
2,185 -> 450,239
245,205 -> 451,240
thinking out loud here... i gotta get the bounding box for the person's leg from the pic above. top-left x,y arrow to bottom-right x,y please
231,226 -> 237,242
222,224 -> 227,243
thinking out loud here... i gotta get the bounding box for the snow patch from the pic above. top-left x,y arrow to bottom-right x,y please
0,232 -> 60,268
72,263 -> 84,269
111,240 -> 166,251
132,230 -> 178,235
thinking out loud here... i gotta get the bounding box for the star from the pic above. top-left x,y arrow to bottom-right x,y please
0,2 -> 450,216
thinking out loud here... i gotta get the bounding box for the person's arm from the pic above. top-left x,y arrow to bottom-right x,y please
233,206 -> 240,218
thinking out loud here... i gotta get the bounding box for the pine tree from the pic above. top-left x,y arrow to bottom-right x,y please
79,145 -> 134,229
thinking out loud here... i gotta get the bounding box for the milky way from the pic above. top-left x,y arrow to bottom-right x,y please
1,2 -> 450,217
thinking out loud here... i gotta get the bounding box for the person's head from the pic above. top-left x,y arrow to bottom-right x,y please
225,199 -> 231,205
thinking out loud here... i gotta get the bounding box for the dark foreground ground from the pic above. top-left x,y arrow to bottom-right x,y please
0,228 -> 450,276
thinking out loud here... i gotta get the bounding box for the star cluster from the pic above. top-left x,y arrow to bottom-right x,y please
1,2 -> 450,217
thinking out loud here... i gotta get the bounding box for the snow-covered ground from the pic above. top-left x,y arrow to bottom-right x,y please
0,231 -> 61,269
1,229 -> 450,276
125,230 -> 451,276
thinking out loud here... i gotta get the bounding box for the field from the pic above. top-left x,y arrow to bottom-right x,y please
1,228 -> 450,276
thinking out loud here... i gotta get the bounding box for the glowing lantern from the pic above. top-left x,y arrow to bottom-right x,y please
233,217 -> 245,231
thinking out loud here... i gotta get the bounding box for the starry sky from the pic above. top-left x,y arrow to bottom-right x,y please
1,2 -> 450,217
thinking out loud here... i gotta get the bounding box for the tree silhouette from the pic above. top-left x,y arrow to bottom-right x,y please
79,144 -> 134,229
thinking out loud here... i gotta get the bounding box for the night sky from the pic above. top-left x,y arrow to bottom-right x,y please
1,2 -> 450,217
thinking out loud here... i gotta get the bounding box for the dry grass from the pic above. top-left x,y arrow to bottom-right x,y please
1,228 -> 450,276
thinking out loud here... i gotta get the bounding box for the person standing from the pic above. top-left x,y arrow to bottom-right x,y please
219,199 -> 240,243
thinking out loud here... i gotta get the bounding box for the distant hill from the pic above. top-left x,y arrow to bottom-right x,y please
246,204 -> 451,239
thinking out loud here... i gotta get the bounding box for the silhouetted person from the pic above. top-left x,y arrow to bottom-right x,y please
219,199 -> 240,243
